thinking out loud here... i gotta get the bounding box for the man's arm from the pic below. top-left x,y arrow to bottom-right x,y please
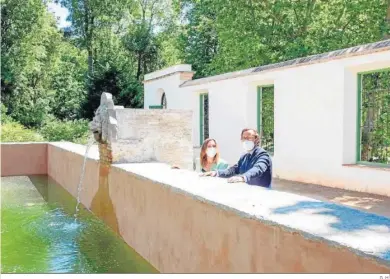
241,153 -> 271,182
217,157 -> 242,177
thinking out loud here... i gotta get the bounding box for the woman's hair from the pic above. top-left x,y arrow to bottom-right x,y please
241,128 -> 260,146
200,138 -> 220,168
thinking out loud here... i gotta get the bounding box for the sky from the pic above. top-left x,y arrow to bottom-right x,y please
47,1 -> 71,28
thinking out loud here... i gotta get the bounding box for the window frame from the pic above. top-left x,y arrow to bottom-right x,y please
356,67 -> 390,168
257,85 -> 275,155
199,93 -> 209,145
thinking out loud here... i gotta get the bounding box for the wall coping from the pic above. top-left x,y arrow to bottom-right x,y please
49,142 -> 100,161
144,64 -> 193,82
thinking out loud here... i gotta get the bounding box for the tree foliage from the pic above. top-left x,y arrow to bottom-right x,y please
180,0 -> 389,76
1,0 -> 389,147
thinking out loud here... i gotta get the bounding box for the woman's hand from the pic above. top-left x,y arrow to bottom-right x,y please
227,176 -> 245,183
199,171 -> 217,177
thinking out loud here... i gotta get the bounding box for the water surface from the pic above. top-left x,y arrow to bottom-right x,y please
1,175 -> 158,273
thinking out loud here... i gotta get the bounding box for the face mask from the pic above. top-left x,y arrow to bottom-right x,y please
206,147 -> 217,158
242,140 -> 254,152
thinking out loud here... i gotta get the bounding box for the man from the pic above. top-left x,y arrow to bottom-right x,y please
201,128 -> 272,188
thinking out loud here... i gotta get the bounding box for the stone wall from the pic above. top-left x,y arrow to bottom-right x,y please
112,109 -> 193,170
89,92 -> 193,170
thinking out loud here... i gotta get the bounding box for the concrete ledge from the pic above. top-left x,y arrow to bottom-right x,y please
1,143 -> 48,176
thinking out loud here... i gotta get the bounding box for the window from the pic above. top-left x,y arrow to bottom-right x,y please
357,69 -> 390,166
161,92 -> 167,109
199,93 -> 209,145
149,92 -> 167,109
257,86 -> 274,154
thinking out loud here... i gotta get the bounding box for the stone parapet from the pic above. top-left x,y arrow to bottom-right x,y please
89,93 -> 193,170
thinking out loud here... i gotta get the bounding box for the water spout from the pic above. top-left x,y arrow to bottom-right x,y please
92,131 -> 103,144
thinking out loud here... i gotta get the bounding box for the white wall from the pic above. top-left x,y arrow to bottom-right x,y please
144,74 -> 183,109
144,50 -> 390,196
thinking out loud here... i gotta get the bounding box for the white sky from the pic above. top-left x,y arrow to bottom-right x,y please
47,1 -> 71,28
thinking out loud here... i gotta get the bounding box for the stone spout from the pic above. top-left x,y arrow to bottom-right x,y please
89,120 -> 104,144
88,92 -> 122,145
92,131 -> 103,143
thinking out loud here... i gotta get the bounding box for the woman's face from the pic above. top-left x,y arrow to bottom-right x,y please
206,140 -> 217,149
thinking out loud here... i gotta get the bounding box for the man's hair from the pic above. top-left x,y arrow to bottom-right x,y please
241,128 -> 260,146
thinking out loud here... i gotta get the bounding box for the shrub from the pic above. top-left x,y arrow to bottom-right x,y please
1,103 -> 12,124
39,117 -> 90,144
1,121 -> 44,142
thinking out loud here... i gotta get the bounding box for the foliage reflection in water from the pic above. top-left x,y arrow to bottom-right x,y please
1,175 -> 158,274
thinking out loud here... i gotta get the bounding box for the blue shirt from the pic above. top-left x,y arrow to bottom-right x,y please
217,146 -> 272,188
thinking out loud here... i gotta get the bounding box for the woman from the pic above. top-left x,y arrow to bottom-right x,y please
172,138 -> 229,172
196,138 -> 229,172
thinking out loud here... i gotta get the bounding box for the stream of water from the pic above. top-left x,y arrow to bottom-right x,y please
74,136 -> 95,220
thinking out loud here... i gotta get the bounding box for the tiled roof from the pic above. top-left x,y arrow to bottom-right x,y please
181,40 -> 390,87
253,40 -> 390,73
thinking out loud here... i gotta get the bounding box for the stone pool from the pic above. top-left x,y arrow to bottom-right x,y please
1,142 -> 390,273
1,175 -> 157,273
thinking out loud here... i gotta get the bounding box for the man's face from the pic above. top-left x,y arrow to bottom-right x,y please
241,130 -> 257,143
241,130 -> 257,152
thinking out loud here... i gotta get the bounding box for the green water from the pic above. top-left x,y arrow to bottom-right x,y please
1,175 -> 158,274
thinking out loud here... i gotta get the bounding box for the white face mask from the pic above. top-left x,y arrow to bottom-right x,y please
206,147 -> 217,158
242,140 -> 255,152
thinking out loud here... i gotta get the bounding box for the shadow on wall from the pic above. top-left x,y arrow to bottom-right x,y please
271,200 -> 390,260
90,166 -> 119,235
90,144 -> 120,235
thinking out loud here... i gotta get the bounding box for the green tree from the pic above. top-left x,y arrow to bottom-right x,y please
178,0 -> 389,76
122,0 -> 176,81
176,0 -> 218,78
1,0 -> 62,127
50,41 -> 88,120
81,66 -> 144,119
60,0 -> 134,79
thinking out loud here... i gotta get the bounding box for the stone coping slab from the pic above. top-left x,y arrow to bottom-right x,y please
49,142 -> 100,161
114,162 -> 390,265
